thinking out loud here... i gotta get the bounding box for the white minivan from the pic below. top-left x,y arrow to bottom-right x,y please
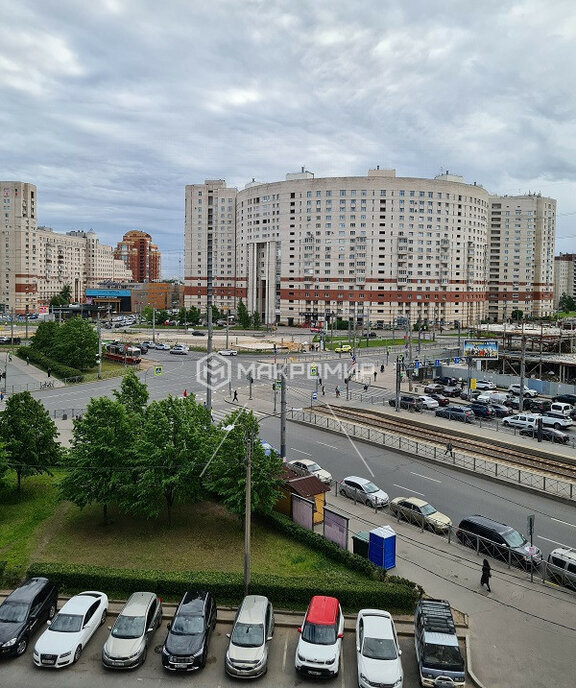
550,402 -> 573,417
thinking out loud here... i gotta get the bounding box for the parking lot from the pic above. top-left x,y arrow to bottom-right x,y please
1,616 -> 423,688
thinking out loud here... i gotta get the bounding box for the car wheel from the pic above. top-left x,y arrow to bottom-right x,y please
554,423 -> 561,430
140,647 -> 148,666
15,637 -> 28,656
339,488 -> 347,497
100,609 -> 107,625
48,602 -> 57,619
74,645 -> 82,663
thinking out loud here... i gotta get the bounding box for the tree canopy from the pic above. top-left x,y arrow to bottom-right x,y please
0,392 -> 60,490
113,370 -> 149,416
237,299 -> 251,329
559,292 -> 576,313
31,317 -> 98,370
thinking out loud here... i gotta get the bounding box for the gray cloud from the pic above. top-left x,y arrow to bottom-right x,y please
2,0 -> 575,275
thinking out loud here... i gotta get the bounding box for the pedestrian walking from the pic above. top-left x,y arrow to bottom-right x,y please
444,442 -> 454,457
0,392 -> 3,403
8,352 -> 12,361
47,367 -> 52,378
183,389 -> 187,398
321,384 -> 325,396
363,382 -> 369,391
380,364 -> 385,373
233,389 -> 238,402
480,559 -> 492,592
318,376 -> 322,386
335,385 -> 341,398
373,371 -> 377,381
26,356 -> 30,365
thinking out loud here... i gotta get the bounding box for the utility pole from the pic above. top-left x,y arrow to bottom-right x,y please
97,311 -> 102,379
395,355 -> 401,411
244,435 -> 252,597
280,368 -> 287,460
225,317 -> 229,349
407,316 -> 413,392
519,321 -> 526,413
25,305 -> 29,342
152,307 -> 156,344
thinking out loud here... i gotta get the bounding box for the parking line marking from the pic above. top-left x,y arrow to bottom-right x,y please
282,635 -> 288,670
393,484 -> 426,496
317,441 -> 339,450
551,518 -> 576,529
410,472 -> 441,483
290,448 -> 312,455
537,535 -> 571,547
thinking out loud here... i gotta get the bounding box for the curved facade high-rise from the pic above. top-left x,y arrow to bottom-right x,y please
185,169 -> 555,326
114,230 -> 161,283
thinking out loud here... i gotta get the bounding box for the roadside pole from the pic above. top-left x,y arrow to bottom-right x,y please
244,435 -> 252,596
97,312 -> 102,379
280,369 -> 287,460
519,321 -> 526,413
395,355 -> 401,411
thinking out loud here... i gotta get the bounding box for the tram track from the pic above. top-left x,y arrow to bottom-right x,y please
312,405 -> 576,482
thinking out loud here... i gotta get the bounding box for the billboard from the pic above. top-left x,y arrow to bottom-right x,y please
463,339 -> 499,360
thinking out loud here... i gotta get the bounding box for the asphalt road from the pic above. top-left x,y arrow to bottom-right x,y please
21,350 -> 576,558
0,617 -> 421,688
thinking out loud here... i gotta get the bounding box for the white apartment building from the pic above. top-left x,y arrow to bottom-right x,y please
1,181 -> 132,314
487,194 -> 556,321
184,170 -> 557,327
554,253 -> 576,307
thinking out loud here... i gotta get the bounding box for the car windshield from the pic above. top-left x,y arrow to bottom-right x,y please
230,622 -> 264,648
423,643 -> 465,671
112,614 -> 146,639
302,622 -> 337,645
0,601 -> 29,623
421,504 -> 437,516
171,615 -> 204,635
363,481 -> 380,494
503,530 -> 526,548
307,462 -> 322,472
50,613 -> 83,633
362,636 -> 398,660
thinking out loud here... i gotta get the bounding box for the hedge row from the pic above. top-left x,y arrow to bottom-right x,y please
16,347 -> 83,381
26,562 -> 420,612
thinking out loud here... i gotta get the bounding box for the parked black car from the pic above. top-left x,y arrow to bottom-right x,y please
456,515 -> 542,569
388,396 -> 423,411
429,393 -> 450,406
459,390 -> 481,401
519,427 -> 570,444
0,336 -> 21,345
527,399 -> 551,414
435,406 -> 474,423
442,386 -> 463,398
162,591 -> 217,672
553,394 -> 576,405
465,403 -> 496,419
0,577 -> 58,658
434,376 -> 457,386
487,403 -> 512,418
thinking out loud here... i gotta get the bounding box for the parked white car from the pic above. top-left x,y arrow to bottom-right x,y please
540,411 -> 573,429
218,349 -> 238,356
508,384 -> 538,398
356,609 -> 403,688
33,591 -> 108,668
502,413 -> 540,429
288,458 -> 332,484
339,476 -> 389,507
225,595 -> 274,678
416,395 -> 439,410
474,380 -> 496,390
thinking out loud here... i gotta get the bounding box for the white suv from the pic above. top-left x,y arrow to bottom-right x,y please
507,384 -> 538,398
540,411 -> 573,429
295,596 -> 344,678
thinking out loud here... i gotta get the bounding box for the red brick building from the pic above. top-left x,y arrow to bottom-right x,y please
114,230 -> 161,282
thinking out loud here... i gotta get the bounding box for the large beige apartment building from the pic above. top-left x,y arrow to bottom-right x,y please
185,170 -> 556,327
1,181 -> 132,314
554,253 -> 576,307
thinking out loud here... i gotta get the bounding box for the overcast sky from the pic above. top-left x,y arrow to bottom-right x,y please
2,0 -> 575,276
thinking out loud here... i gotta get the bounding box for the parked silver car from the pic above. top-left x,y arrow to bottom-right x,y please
225,595 -> 274,678
102,592 -> 162,669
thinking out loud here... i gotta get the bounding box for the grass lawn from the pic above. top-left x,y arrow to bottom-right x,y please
0,477 -> 369,587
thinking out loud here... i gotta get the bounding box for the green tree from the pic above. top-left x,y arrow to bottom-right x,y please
211,305 -> 221,322
0,392 -> 60,490
141,305 -> 154,323
251,311 -> 261,330
237,299 -> 251,329
30,320 -> 59,356
187,306 -> 201,325
205,410 -> 284,520
127,396 -> 214,525
52,317 -> 99,370
559,292 -> 576,313
60,397 -> 138,523
511,309 -> 524,322
157,309 -> 169,325
49,284 -> 73,307
177,307 -> 187,325
113,370 -> 149,416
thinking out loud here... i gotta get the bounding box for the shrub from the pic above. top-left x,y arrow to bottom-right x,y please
26,562 -> 420,612
16,347 -> 83,381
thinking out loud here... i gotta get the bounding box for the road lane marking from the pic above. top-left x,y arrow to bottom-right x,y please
317,441 -> 339,450
410,472 -> 441,483
282,635 -> 288,670
290,448 -> 312,455
551,518 -> 576,528
537,536 -> 571,547
393,484 -> 426,496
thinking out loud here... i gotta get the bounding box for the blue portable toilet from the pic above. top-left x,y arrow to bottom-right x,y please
368,525 -> 397,570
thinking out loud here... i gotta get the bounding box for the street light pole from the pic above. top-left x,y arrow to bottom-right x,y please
152,307 -> 156,344
244,435 -> 252,597
280,369 -> 287,460
97,311 -> 102,380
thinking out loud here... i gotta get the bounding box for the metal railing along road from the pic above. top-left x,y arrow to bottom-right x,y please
289,409 -> 576,502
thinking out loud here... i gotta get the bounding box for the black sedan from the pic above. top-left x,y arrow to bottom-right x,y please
519,427 -> 570,444
464,403 -> 496,419
435,406 -> 474,423
429,393 -> 450,406
488,403 -> 512,418
161,591 -> 217,672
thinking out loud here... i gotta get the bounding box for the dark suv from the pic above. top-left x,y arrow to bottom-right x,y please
553,394 -> 576,405
435,406 -> 474,423
388,396 -> 423,411
456,515 -> 542,569
465,403 -> 495,419
0,577 -> 58,657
